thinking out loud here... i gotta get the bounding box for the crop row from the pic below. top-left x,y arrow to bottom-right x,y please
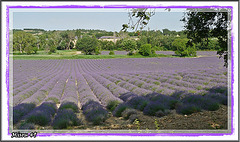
12,58 -> 228,129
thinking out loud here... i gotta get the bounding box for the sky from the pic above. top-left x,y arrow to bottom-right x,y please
13,10 -> 185,32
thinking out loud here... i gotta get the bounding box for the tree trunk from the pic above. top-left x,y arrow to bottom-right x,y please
20,44 -> 22,53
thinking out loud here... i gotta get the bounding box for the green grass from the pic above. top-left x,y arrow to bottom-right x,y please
11,49 -> 204,60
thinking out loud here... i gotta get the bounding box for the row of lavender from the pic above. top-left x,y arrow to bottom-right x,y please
13,72 -> 227,129
13,56 -> 226,76
100,51 -> 218,56
12,57 -> 228,129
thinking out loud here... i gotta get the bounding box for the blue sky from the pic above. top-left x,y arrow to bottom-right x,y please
13,11 -> 185,32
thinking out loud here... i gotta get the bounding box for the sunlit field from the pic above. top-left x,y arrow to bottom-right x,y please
12,51 -> 228,130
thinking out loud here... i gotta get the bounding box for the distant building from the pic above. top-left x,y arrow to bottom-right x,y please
99,36 -> 121,43
99,36 -> 139,43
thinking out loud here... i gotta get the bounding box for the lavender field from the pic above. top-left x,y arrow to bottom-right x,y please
100,51 -> 218,57
12,55 -> 228,130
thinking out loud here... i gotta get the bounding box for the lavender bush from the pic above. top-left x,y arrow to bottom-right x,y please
13,54 -> 228,128
13,103 -> 36,124
24,102 -> 57,126
59,102 -> 79,113
52,109 -> 82,129
82,100 -> 108,125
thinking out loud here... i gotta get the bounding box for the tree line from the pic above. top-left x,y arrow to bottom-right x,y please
13,27 -> 221,56
122,8 -> 229,65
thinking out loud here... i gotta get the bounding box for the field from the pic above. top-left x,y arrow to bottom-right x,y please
12,50 -> 218,60
12,52 -> 228,130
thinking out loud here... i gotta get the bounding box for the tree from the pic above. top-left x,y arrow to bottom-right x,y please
13,31 -> 37,54
115,39 -> 124,50
181,9 -> 229,66
95,46 -> 101,55
99,40 -> 115,50
122,8 -> 155,31
139,44 -> 152,56
136,36 -> 148,49
33,47 -> 38,54
58,40 -> 67,50
46,39 -> 56,53
109,50 -> 115,55
75,29 -> 82,39
123,8 -> 229,66
75,36 -> 98,55
162,28 -> 171,36
38,34 -> 48,50
121,39 -> 137,52
69,41 -> 74,49
172,38 -> 196,57
60,31 -> 75,50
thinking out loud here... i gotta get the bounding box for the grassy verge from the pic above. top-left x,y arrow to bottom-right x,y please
11,49 -> 200,60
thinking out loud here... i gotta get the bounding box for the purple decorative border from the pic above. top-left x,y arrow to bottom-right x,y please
6,5 -> 10,136
6,4 -> 235,138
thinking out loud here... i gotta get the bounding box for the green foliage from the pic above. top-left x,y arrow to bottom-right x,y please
182,10 -> 228,66
49,46 -> 56,53
113,104 -> 128,117
69,41 -> 74,49
154,119 -> 160,130
136,36 -> 148,49
178,105 -> 201,115
160,36 -> 175,50
121,8 -> 155,31
32,47 -> 38,54
26,114 -> 49,126
13,27 -> 190,56
95,46 -> 101,55
195,38 -> 220,51
46,39 -> 56,53
139,44 -> 152,56
127,49 -> 136,56
151,48 -> 156,55
206,103 -> 220,111
121,39 -> 137,52
115,39 -> 124,50
172,38 -> 196,56
106,100 -> 120,111
58,40 -> 67,50
133,118 -> 140,130
109,50 -> 115,55
13,31 -> 37,54
91,114 -> 108,125
162,28 -> 171,36
53,109 -> 82,129
59,102 -> 79,113
99,40 -> 115,50
76,36 -> 98,55
24,45 -> 33,55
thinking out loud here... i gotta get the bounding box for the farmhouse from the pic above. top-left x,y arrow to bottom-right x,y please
99,36 -> 139,43
98,36 -> 121,43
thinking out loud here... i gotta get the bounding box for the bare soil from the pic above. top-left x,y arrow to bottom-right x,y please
78,105 -> 228,130
18,105 -> 228,131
